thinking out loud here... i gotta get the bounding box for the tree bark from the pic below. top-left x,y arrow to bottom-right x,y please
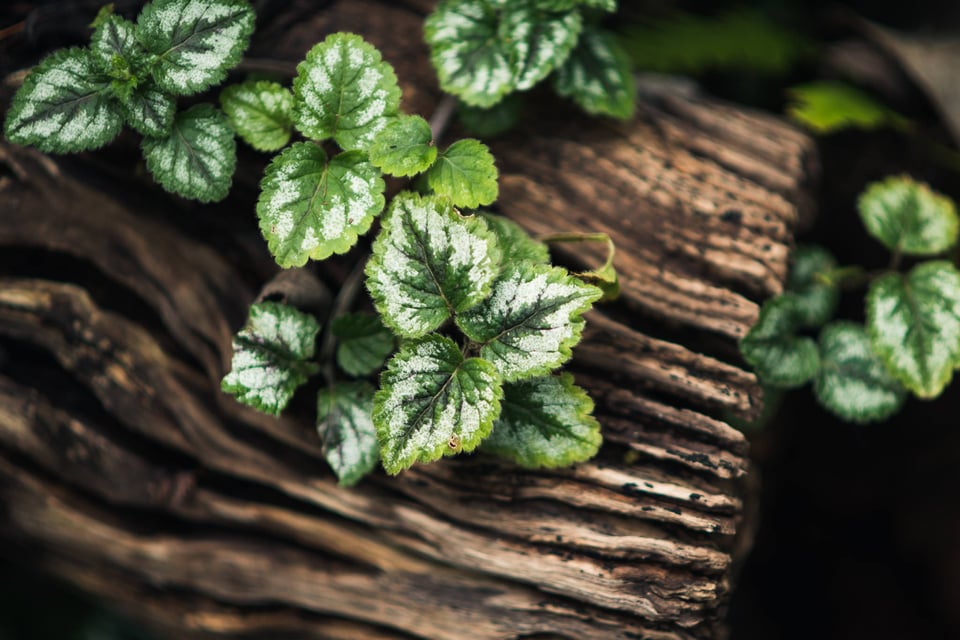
0,1 -> 816,638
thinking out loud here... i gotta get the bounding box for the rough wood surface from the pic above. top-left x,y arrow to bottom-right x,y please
0,1 -> 816,638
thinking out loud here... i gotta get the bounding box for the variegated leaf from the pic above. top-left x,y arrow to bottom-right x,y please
317,381 -> 380,486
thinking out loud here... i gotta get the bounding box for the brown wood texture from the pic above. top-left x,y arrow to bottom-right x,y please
0,1 -> 816,638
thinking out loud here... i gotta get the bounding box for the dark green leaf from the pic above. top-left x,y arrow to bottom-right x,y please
220,80 -> 294,152
366,192 -> 501,337
367,115 -> 437,177
141,103 -> 236,202
331,313 -> 395,377
482,213 -> 551,266
121,85 -> 176,137
137,0 -> 255,95
257,143 -> 385,267
858,175 -> 958,256
426,139 -> 499,209
786,244 -> 839,328
293,32 -> 401,150
317,382 -> 379,486
374,335 -> 503,474
739,295 -> 820,388
554,26 -> 635,120
867,261 -> 960,398
4,48 -> 123,153
815,322 -> 906,423
457,94 -> 524,137
483,373 -> 601,468
221,302 -> 321,416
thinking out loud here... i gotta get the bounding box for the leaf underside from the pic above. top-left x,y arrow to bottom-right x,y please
331,313 -> 395,377
554,26 -> 636,120
739,295 -> 820,388
483,373 -> 601,468
257,142 -> 385,268
858,175 -> 959,256
221,302 -> 321,416
317,381 -> 380,486
374,335 -> 503,474
141,103 -> 236,202
426,139 -> 499,209
220,80 -> 295,152
366,192 -> 501,337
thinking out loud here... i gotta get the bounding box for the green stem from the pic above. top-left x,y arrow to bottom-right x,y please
319,257 -> 368,382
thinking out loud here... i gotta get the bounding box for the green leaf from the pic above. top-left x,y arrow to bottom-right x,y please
456,263 -> 602,381
425,0 -> 514,108
739,296 -> 820,388
331,313 -> 395,377
858,175 -> 959,256
121,85 -> 176,137
220,80 -> 295,152
366,192 -> 501,337
500,3 -> 582,90
367,115 -> 437,177
786,245 -> 839,328
620,10 -> 811,76
483,373 -> 601,468
815,322 -> 906,423
374,335 -> 503,474
257,143 -> 385,268
317,381 -> 379,486
482,213 -> 551,266
867,261 -> 960,398
221,302 -> 321,416
90,15 -> 147,79
554,26 -> 636,120
786,82 -> 908,135
137,0 -> 255,96
4,48 -> 123,153
292,32 -> 401,151
457,94 -> 524,137
426,139 -> 499,209
141,103 -> 236,202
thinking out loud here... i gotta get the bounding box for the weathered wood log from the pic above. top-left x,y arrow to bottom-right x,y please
0,1 -> 816,638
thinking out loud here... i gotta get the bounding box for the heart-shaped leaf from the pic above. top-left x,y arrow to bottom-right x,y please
257,142 -> 385,268
739,295 -> 820,388
483,373 -> 601,468
374,335 -> 502,474
317,381 -> 380,486
220,80 -> 294,152
426,139 -> 499,209
221,302 -> 321,416
858,175 -> 958,256
293,32 -> 401,150
141,103 -> 236,202
137,0 -> 255,96
814,322 -> 906,423
368,115 -> 437,177
867,261 -> 960,398
331,313 -> 395,377
4,48 -> 123,153
456,263 -> 602,381
554,26 -> 636,120
366,192 -> 500,337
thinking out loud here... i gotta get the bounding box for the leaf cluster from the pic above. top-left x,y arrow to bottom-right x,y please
741,176 -> 960,423
424,0 -> 635,127
4,0 -> 255,202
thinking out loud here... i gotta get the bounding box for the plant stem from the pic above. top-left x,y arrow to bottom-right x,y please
319,257 -> 369,378
429,94 -> 458,143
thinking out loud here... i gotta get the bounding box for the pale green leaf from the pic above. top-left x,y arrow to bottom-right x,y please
425,0 -> 514,108
317,381 -> 379,486
367,115 -> 437,177
867,261 -> 960,398
293,32 -> 401,150
554,26 -> 635,120
121,85 -> 176,137
221,302 -> 321,416
457,94 -> 524,137
331,313 -> 395,377
739,296 -> 820,388
426,139 -> 499,209
483,373 -> 601,468
858,175 -> 958,256
786,244 -> 839,328
373,335 -> 503,474
482,213 -> 551,266
456,263 -> 602,381
220,80 -> 294,152
257,143 -> 385,268
4,48 -> 123,153
815,322 -> 906,423
137,0 -> 255,95
366,192 -> 500,337
787,82 -> 908,134
500,3 -> 582,90
141,103 -> 236,202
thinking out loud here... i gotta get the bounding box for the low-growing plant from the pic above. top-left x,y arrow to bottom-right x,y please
741,175 -> 960,423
